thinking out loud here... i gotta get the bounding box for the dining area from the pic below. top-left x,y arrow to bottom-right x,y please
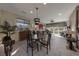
1,31 -> 79,56
26,29 -> 51,56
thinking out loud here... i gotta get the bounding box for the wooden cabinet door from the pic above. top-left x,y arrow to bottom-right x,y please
19,31 -> 27,41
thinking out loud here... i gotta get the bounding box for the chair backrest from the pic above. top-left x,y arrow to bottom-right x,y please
45,30 -> 51,44
28,30 -> 38,43
27,30 -> 32,43
43,31 -> 48,41
37,31 -> 44,41
32,30 -> 38,40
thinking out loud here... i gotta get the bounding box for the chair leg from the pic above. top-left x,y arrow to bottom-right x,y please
27,41 -> 28,53
27,45 -> 28,53
40,44 -> 42,50
37,43 -> 39,51
32,48 -> 33,56
49,43 -> 51,50
47,46 -> 48,54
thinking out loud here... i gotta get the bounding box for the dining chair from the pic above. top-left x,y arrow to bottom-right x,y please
27,30 -> 39,56
38,30 -> 51,54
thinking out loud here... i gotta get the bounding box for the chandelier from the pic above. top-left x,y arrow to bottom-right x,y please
34,7 -> 40,25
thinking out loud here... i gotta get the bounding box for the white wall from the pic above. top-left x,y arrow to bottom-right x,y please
69,9 -> 76,38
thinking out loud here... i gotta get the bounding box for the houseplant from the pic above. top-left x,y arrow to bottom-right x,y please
0,21 -> 16,56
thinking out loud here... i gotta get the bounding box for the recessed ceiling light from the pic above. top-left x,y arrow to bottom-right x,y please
30,10 -> 33,14
58,13 -> 62,16
43,3 -> 47,5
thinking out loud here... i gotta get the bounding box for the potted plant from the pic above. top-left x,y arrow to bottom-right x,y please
0,21 -> 17,56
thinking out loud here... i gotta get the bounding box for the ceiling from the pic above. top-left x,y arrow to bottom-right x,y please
0,3 -> 79,24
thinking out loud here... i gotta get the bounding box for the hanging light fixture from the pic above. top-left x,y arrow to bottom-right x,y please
34,7 -> 40,25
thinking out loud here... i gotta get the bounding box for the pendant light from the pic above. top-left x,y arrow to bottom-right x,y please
34,7 -> 40,25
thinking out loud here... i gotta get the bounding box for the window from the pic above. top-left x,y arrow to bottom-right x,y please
16,19 -> 29,31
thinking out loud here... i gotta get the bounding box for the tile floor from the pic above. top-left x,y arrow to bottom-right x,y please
0,35 -> 79,56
